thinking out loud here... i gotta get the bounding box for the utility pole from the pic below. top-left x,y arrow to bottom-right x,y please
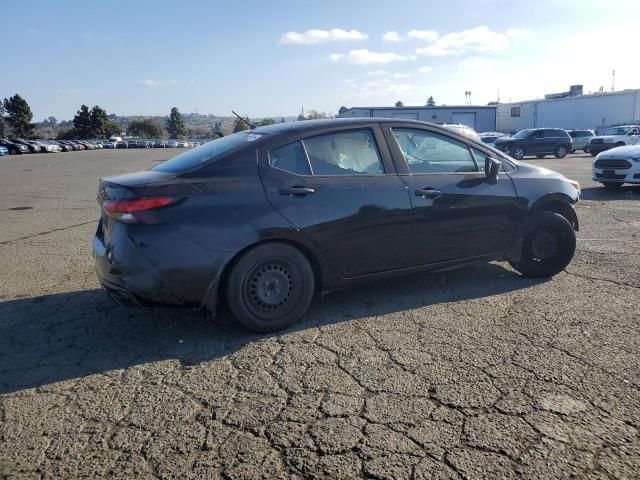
611,70 -> 615,92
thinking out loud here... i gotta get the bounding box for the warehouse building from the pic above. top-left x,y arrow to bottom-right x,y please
496,87 -> 640,133
337,105 -> 497,133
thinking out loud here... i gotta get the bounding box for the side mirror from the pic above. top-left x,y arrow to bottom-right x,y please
484,157 -> 501,184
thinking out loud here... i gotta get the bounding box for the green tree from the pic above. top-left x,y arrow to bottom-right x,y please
166,107 -> 187,139
395,101 -> 404,107
4,94 -> 35,138
257,118 -> 276,127
73,104 -> 93,138
103,121 -> 121,138
296,114 -> 306,121
90,105 -> 109,138
128,119 -> 164,138
0,102 -> 6,138
426,96 -> 436,106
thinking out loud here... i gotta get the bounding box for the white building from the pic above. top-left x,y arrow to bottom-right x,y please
497,89 -> 640,133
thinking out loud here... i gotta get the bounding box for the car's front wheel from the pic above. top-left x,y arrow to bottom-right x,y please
225,243 -> 315,332
510,211 -> 576,278
554,145 -> 568,158
507,145 -> 524,159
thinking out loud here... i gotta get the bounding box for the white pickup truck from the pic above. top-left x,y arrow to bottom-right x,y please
588,125 -> 640,156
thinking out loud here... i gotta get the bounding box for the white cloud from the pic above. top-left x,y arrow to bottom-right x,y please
505,28 -> 530,38
331,49 -> 416,65
418,66 -> 433,73
367,70 -> 389,76
382,31 -> 401,42
280,28 -> 367,45
457,57 -> 501,70
140,79 -> 177,88
392,73 -> 410,79
345,78 -> 415,98
408,29 -> 439,42
416,26 -> 509,56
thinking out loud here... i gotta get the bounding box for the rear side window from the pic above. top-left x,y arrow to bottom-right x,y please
303,129 -> 385,175
152,132 -> 254,173
391,128 -> 478,173
269,141 -> 310,175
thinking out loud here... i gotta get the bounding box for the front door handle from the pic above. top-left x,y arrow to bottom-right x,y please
279,186 -> 315,196
415,188 -> 442,199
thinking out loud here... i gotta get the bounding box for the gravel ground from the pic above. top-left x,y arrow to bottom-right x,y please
0,149 -> 638,479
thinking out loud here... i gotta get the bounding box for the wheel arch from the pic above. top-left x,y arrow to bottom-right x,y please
532,194 -> 579,231
207,238 -> 326,316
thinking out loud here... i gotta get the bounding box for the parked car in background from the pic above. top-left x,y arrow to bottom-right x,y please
116,141 -> 128,149
126,140 -> 140,148
177,140 -> 189,148
588,125 -> 640,157
35,140 -> 62,153
12,139 -> 41,153
480,132 -> 507,144
152,140 -> 165,148
54,141 -> 74,152
592,144 -> 640,189
568,130 -> 595,153
94,118 -> 580,332
102,140 -> 117,149
0,145 -> 8,156
494,128 -> 572,159
0,139 -> 29,154
165,140 -> 178,147
441,124 -> 481,142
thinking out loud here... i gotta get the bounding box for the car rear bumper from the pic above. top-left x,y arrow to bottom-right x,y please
93,221 -> 234,314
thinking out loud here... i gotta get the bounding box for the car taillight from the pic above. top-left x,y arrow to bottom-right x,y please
103,197 -> 177,224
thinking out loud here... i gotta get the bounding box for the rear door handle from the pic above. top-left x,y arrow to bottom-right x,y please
279,186 -> 315,196
415,188 -> 442,199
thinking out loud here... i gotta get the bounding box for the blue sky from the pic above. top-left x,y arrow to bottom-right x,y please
2,0 -> 638,120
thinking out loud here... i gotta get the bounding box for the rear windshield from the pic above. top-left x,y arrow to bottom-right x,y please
152,132 -> 254,173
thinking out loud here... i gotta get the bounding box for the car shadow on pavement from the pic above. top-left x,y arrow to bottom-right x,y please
581,185 -> 640,200
0,262 -> 546,394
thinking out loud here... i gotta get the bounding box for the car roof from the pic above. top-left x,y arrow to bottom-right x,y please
252,117 -> 462,137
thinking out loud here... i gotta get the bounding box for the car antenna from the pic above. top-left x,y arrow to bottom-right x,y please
231,110 -> 256,129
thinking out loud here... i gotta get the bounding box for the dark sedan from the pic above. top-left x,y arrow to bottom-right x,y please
94,119 -> 581,332
0,139 -> 29,154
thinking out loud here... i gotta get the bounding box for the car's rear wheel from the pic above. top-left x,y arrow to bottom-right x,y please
601,182 -> 623,190
509,211 -> 576,278
536,154 -> 546,159
554,145 -> 568,158
225,243 -> 315,333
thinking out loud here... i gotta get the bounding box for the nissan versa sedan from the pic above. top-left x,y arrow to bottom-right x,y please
94,118 -> 580,332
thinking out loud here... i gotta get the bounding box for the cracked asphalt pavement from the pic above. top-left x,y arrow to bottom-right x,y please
0,149 -> 638,479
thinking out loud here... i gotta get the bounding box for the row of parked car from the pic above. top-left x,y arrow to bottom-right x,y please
477,125 -> 640,160
0,137 -> 200,155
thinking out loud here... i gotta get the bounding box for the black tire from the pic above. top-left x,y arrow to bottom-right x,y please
601,182 -> 623,190
510,145 -> 524,160
225,243 -> 315,333
590,150 -> 598,157
509,211 -> 576,278
584,144 -> 590,153
570,149 -> 575,154
554,145 -> 568,158
535,154 -> 546,159
9,148 -> 17,155
616,142 -> 625,147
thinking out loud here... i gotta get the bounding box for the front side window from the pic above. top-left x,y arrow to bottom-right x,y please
391,128 -> 478,174
269,141 -> 310,175
303,129 -> 384,175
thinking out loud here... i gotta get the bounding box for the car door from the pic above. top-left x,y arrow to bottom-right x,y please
382,125 -> 523,266
259,125 -> 415,279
